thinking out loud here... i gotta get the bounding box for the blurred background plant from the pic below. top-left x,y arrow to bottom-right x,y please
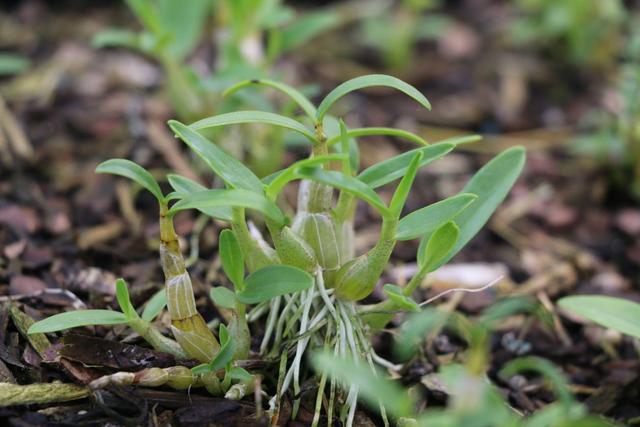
93,0 -> 344,176
359,0 -> 450,72
508,0 -> 625,69
572,15 -> 640,198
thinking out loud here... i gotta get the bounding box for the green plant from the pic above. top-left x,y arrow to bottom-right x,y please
28,159 -> 313,399
558,295 -> 640,340
313,304 -> 616,426
0,53 -> 30,77
94,0 -> 342,176
509,0 -> 625,68
161,74 -> 525,422
572,16 -> 640,197
360,0 -> 449,71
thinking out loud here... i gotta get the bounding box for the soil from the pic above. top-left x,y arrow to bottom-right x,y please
1,1 -> 639,426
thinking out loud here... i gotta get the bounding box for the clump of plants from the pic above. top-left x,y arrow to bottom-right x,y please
30,75 -> 526,425
360,0 -> 450,72
509,0 -> 625,69
93,0 -> 341,176
314,301 -> 617,426
573,16 -> 640,198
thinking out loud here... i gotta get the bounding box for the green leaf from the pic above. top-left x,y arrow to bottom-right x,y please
115,279 -> 137,319
157,0 -> 211,60
265,154 -> 347,200
431,146 -> 526,267
224,79 -> 317,119
219,230 -> 244,290
227,366 -> 252,382
419,221 -> 459,271
126,0 -> 161,34
311,351 -> 415,419
383,284 -> 420,312
169,189 -> 286,226
141,289 -> 167,322
167,174 -> 233,221
96,159 -> 164,203
339,119 -> 351,176
295,167 -> 388,215
316,74 -> 431,122
92,29 -> 140,50
397,193 -> 477,241
168,120 -> 263,192
558,295 -> 640,339
27,310 -> 129,334
0,53 -> 30,76
188,111 -> 317,143
278,9 -> 340,53
326,127 -> 428,147
358,141 -> 457,189
192,324 -> 235,374
236,265 -> 313,304
389,152 -> 422,218
210,287 -> 237,310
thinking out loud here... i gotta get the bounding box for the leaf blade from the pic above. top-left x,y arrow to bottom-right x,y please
28,310 -> 129,334
96,159 -> 164,202
236,265 -> 313,304
168,120 -> 264,192
219,230 -> 245,290
188,111 -> 317,142
224,79 -> 317,119
169,189 -> 286,226
316,74 -> 431,121
396,193 -> 477,241
558,295 -> 640,339
167,174 -> 233,221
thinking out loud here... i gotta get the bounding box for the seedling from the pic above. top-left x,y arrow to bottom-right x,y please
93,0 -> 342,176
313,304 -> 615,426
163,74 -> 526,423
28,159 -> 313,398
509,0 -> 625,68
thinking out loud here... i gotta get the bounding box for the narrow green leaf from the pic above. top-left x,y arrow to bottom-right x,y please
312,351 -> 415,419
219,230 -> 244,290
419,221 -> 459,271
227,366 -> 252,382
295,167 -> 388,215
168,120 -> 264,192
115,279 -> 136,319
92,29 -> 141,50
430,146 -> 526,267
316,74 -> 431,122
27,310 -> 128,334
126,0 -> 161,34
265,154 -> 347,200
0,53 -> 30,76
188,111 -> 317,142
326,127 -> 428,147
223,79 -> 317,119
141,289 -> 167,322
210,287 -> 237,310
236,265 -> 313,304
169,189 -> 286,226
167,174 -> 233,221
397,193 -> 477,241
389,152 -> 422,218
192,324 -> 235,374
558,295 -> 640,339
96,159 -> 164,203
358,142 -> 456,189
383,284 -> 420,312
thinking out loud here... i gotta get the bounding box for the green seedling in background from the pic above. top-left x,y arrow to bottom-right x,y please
313,302 -> 616,427
509,0 -> 625,69
93,0 -> 342,176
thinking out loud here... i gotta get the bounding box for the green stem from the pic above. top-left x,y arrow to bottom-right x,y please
128,317 -> 188,358
231,208 -> 279,272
